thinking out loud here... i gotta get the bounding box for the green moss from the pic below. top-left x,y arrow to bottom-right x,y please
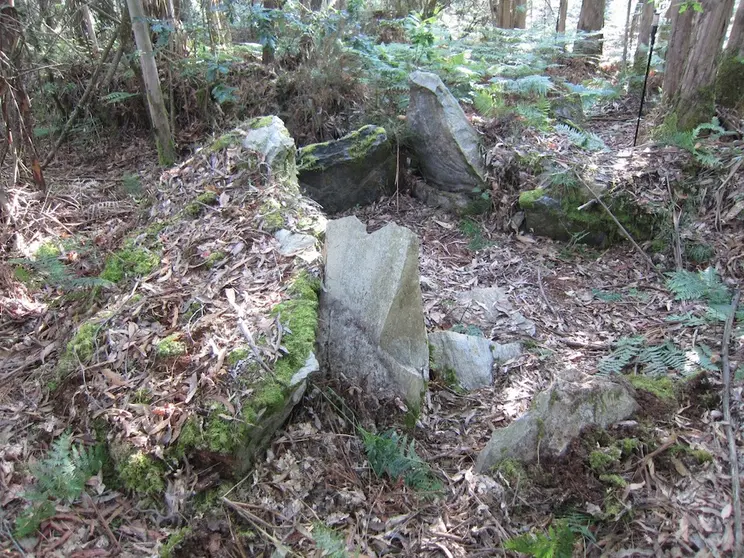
205,251 -> 226,269
518,188 -> 547,208
589,446 -> 621,473
132,388 -> 153,404
628,375 -> 676,401
204,405 -> 239,453
495,458 -> 527,484
297,126 -> 387,172
56,321 -> 102,377
228,346 -> 250,367
599,474 -> 628,488
209,131 -> 242,152
248,116 -> 276,130
184,191 -> 219,217
259,199 -> 284,232
716,55 -> 744,111
620,438 -> 639,455
160,527 -> 192,558
156,334 -> 187,358
117,451 -> 165,497
670,443 -> 713,464
35,242 -> 62,259
100,243 -> 160,283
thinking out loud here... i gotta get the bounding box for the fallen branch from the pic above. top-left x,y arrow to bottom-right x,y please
721,290 -> 742,555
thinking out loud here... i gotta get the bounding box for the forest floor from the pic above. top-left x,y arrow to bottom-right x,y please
1,92 -> 743,557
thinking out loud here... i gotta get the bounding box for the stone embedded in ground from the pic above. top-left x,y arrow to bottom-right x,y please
550,93 -> 585,125
407,71 -> 487,208
318,216 -> 429,407
241,116 -> 297,183
455,287 -> 536,337
429,330 -> 521,391
518,182 -> 658,246
475,376 -> 639,473
297,125 -> 395,213
274,229 -> 319,262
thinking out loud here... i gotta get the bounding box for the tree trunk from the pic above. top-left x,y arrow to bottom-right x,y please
662,0 -> 694,105
498,0 -> 513,28
81,4 -> 100,55
556,0 -> 567,32
621,0 -> 633,70
262,0 -> 277,64
125,0 -> 176,165
574,0 -> 606,57
633,0 -> 654,71
514,0 -> 526,28
716,0 -> 744,111
670,0 -> 735,130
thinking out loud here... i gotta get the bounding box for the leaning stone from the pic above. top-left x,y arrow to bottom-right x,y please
274,229 -> 319,262
475,376 -> 638,473
429,331 -> 521,390
319,216 -> 429,407
550,93 -> 585,125
407,71 -> 487,205
297,125 -> 395,213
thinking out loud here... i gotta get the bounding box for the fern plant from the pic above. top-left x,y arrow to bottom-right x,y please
312,523 -> 351,558
360,429 -> 441,493
665,268 -> 730,305
503,520 -> 575,558
16,433 -> 104,537
554,123 -> 606,151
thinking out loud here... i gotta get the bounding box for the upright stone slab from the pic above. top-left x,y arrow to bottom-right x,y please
407,71 -> 487,209
297,125 -> 395,213
319,216 -> 429,407
242,116 -> 297,185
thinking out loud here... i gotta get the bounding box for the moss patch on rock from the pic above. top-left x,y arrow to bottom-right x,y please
155,334 -> 187,358
115,449 -> 166,497
628,375 -> 676,401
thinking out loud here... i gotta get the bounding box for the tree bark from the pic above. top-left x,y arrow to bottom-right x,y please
81,4 -> 100,55
670,0 -> 735,130
621,0 -> 634,70
498,0 -> 513,28
556,0 -> 568,32
663,0 -> 694,105
575,0 -> 606,57
514,0 -> 526,28
633,0 -> 654,71
126,0 -> 176,165
716,0 -> 744,111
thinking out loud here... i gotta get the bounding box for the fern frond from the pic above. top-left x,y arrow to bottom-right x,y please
665,268 -> 730,304
598,336 -> 643,375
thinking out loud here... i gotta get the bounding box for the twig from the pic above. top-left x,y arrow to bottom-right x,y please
721,290 -> 742,555
83,493 -> 121,553
237,319 -> 276,379
222,498 -> 301,557
575,175 -> 664,280
42,23 -> 120,168
623,433 -> 678,473
666,176 -> 683,271
537,267 -> 558,318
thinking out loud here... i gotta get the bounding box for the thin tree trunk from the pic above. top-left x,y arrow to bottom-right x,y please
126,0 -> 177,165
81,4 -> 100,55
671,0 -> 735,130
633,0 -> 655,71
663,0 -> 694,105
514,0 -> 526,28
556,0 -> 568,32
716,0 -> 744,111
621,0 -> 633,71
575,0 -> 606,57
262,0 -> 277,64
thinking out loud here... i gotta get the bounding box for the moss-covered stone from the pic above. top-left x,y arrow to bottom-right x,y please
155,334 -> 187,358
599,473 -> 628,488
258,199 -> 284,232
227,346 -> 250,367
209,131 -> 242,153
628,375 -> 676,401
